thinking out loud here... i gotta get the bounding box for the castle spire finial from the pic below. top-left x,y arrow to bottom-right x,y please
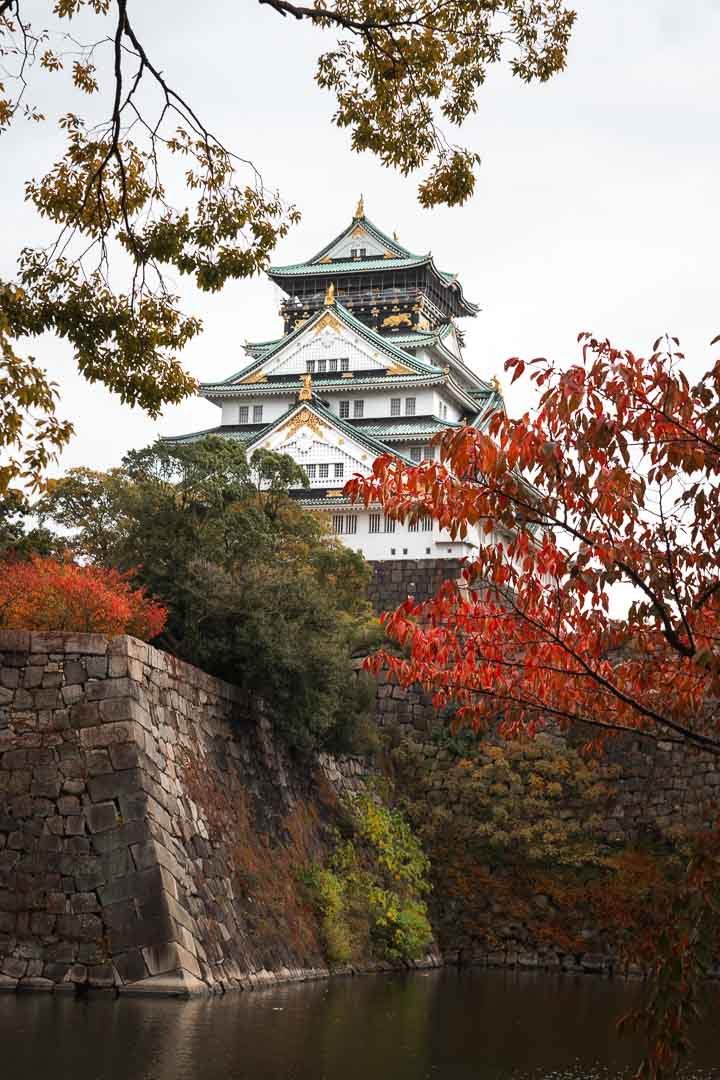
299,372 -> 313,401
354,194 -> 364,219
324,282 -> 335,306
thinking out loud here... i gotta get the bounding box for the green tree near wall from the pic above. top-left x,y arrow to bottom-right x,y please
34,436 -> 382,750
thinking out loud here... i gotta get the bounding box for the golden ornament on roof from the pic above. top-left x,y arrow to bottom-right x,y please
491,374 -> 502,392
354,194 -> 365,219
324,282 -> 335,306
299,373 -> 313,401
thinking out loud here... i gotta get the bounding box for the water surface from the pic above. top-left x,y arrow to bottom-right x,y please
2,969 -> 719,1080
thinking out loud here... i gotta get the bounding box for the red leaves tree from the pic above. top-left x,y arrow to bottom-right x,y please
349,334 -> 720,758
0,555 -> 166,640
349,333 -> 720,1077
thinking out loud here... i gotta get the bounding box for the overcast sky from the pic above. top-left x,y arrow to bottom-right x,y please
3,0 -> 719,473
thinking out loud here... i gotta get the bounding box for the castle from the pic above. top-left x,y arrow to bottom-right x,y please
166,198 -> 504,561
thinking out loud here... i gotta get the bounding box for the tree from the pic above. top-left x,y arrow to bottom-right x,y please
39,436 -> 382,749
349,334 -> 720,756
348,333 -> 720,1076
0,488 -> 57,558
0,0 -> 575,491
0,553 -> 167,638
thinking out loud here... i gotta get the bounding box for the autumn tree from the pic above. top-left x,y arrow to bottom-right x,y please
0,0 -> 574,490
0,554 -> 167,638
348,333 -> 720,1076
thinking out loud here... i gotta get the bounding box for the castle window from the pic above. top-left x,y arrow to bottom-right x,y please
329,358 -> 338,372
306,464 -> 316,480
306,359 -> 315,373
334,463 -> 344,479
353,400 -> 364,418
391,398 -> 401,416
384,516 -> 396,534
369,513 -> 381,534
317,359 -> 327,373
340,401 -> 350,418
410,446 -> 422,463
405,397 -> 416,416
421,516 -> 432,532
239,406 -> 249,424
333,515 -> 357,535
319,463 -> 329,479
253,405 -> 263,423
340,358 -> 349,371
409,520 -> 419,533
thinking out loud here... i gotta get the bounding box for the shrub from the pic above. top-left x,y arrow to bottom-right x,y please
0,555 -> 166,640
304,794 -> 433,966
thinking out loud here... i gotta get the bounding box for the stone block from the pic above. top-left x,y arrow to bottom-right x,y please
33,689 -> 60,710
79,722 -> 139,750
85,678 -> 139,703
64,661 -> 87,686
17,977 -> 54,991
58,795 -> 82,816
70,702 -> 101,729
61,685 -> 84,707
86,802 -> 119,834
108,742 -> 141,771
0,668 -> 20,689
92,820 -> 151,854
66,963 -> 87,984
97,866 -> 164,907
108,912 -> 174,954
113,950 -> 148,984
22,668 -> 44,690
85,657 -> 108,679
86,749 -> 113,776
1,956 -> 27,978
88,769 -> 143,805
88,963 -> 115,988
71,893 -> 100,914
62,779 -> 86,796
0,630 -> 31,653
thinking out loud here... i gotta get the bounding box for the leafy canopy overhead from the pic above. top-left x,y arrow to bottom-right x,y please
0,0 -> 574,491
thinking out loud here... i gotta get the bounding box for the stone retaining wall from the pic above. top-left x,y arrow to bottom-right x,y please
367,559 -> 464,613
0,630 -> 375,995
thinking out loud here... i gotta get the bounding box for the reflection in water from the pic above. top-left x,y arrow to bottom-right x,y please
1,970 -> 719,1080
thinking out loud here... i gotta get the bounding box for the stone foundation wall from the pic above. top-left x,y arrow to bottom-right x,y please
367,559 -> 464,613
0,630 -> 377,996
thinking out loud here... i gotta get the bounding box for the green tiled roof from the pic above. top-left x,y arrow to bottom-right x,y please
269,254 -> 430,277
351,415 -> 462,439
202,299 -> 443,391
306,214 -> 421,264
242,396 -> 412,464
160,424 -> 266,445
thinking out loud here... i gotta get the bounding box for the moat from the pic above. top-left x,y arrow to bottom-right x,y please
2,970 -> 720,1080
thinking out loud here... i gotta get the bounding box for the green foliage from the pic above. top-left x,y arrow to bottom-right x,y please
394,733 -> 612,870
0,489 -> 58,558
301,866 -> 354,965
304,793 -> 433,966
37,436 -> 379,751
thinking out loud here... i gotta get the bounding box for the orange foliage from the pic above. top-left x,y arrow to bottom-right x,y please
0,555 -> 166,640
347,334 -> 720,756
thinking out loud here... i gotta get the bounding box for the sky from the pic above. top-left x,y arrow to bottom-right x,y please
3,0 -> 720,473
